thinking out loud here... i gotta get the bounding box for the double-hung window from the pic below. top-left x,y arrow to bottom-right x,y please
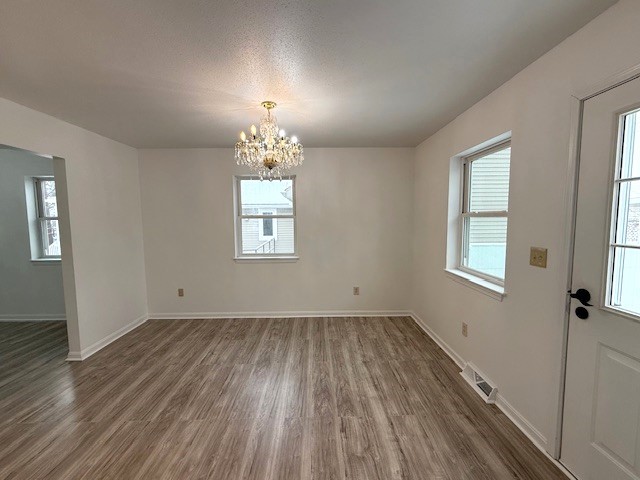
234,176 -> 296,259
460,142 -> 511,284
33,177 -> 61,259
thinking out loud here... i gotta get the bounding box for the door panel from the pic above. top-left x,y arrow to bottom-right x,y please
562,76 -> 640,480
592,345 -> 640,468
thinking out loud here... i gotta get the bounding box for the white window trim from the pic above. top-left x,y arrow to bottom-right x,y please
445,133 -> 511,300
233,175 -> 298,262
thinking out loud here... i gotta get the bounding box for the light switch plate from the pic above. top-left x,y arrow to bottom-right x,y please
529,247 -> 548,268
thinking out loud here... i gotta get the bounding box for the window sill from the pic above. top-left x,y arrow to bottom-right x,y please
31,258 -> 61,264
444,268 -> 506,301
234,256 -> 299,263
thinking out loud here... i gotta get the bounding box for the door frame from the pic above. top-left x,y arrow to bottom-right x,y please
0,144 -> 79,356
552,63 -> 640,462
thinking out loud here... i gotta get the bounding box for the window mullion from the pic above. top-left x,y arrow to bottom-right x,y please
462,211 -> 508,218
240,215 -> 294,219
610,243 -> 640,250
614,176 -> 640,183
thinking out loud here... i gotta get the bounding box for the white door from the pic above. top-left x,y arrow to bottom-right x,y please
562,76 -> 640,480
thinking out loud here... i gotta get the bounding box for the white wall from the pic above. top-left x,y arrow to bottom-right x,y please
139,148 -> 414,316
0,149 -> 65,319
411,0 -> 640,454
0,99 -> 148,355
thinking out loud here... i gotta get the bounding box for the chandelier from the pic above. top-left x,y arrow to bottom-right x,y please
235,101 -> 304,179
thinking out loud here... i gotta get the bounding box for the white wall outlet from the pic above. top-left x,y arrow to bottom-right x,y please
462,322 -> 468,337
353,286 -> 360,295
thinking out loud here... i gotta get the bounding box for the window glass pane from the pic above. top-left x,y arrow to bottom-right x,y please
615,180 -> 640,246
621,110 -> 640,179
241,217 -> 294,255
42,219 -> 61,256
610,247 -> 640,316
464,216 -> 507,279
240,179 -> 293,215
40,180 -> 58,217
469,147 -> 511,212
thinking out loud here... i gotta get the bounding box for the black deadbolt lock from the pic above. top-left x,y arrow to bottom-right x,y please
575,307 -> 589,320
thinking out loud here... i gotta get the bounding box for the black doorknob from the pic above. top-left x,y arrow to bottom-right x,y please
575,307 -> 589,320
568,288 -> 592,306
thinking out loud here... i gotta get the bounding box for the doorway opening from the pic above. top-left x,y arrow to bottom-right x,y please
0,144 -> 76,379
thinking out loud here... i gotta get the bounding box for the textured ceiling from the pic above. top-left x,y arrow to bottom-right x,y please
0,0 -> 618,148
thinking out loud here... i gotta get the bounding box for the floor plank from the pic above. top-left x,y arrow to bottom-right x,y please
0,318 -> 566,479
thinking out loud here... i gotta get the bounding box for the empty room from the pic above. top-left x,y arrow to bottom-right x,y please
1,1 -> 639,479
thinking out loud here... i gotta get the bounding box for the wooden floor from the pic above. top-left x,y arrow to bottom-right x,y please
0,317 -> 566,479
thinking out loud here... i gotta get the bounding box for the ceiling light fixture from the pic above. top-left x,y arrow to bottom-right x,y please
235,101 -> 304,180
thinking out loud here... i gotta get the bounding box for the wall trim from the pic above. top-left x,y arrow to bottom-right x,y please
149,310 -> 412,320
409,311 -> 575,479
0,314 -> 66,322
409,312 -> 465,368
495,393 -> 547,452
66,313 -> 148,361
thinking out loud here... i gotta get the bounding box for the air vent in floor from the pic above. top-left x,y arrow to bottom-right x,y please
460,363 -> 498,404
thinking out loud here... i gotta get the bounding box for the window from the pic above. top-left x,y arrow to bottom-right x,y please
234,176 -> 296,259
607,109 -> 640,317
33,177 -> 61,259
460,141 -> 511,284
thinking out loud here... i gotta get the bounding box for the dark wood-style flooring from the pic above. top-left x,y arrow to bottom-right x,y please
0,318 -> 566,479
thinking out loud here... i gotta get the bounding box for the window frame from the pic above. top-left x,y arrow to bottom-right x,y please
33,176 -> 61,260
604,108 -> 640,319
458,140 -> 511,286
233,175 -> 297,260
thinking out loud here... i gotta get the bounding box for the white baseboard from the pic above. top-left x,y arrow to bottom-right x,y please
409,311 -> 574,479
150,310 -> 412,320
409,312 -> 464,368
0,314 -> 66,322
494,393 -> 548,451
66,313 -> 148,362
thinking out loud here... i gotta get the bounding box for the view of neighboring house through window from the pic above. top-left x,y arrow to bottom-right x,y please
460,142 -> 511,283
235,176 -> 295,257
34,177 -> 61,258
608,109 -> 640,316
260,212 -> 275,239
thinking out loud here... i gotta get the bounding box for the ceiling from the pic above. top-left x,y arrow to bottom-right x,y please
0,0 -> 618,148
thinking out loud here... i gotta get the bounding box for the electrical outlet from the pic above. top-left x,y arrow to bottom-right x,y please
353,286 -> 360,296
529,247 -> 548,268
462,322 -> 468,337
178,288 -> 184,297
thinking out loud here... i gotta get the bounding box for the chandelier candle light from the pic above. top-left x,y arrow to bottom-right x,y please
235,101 -> 304,180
